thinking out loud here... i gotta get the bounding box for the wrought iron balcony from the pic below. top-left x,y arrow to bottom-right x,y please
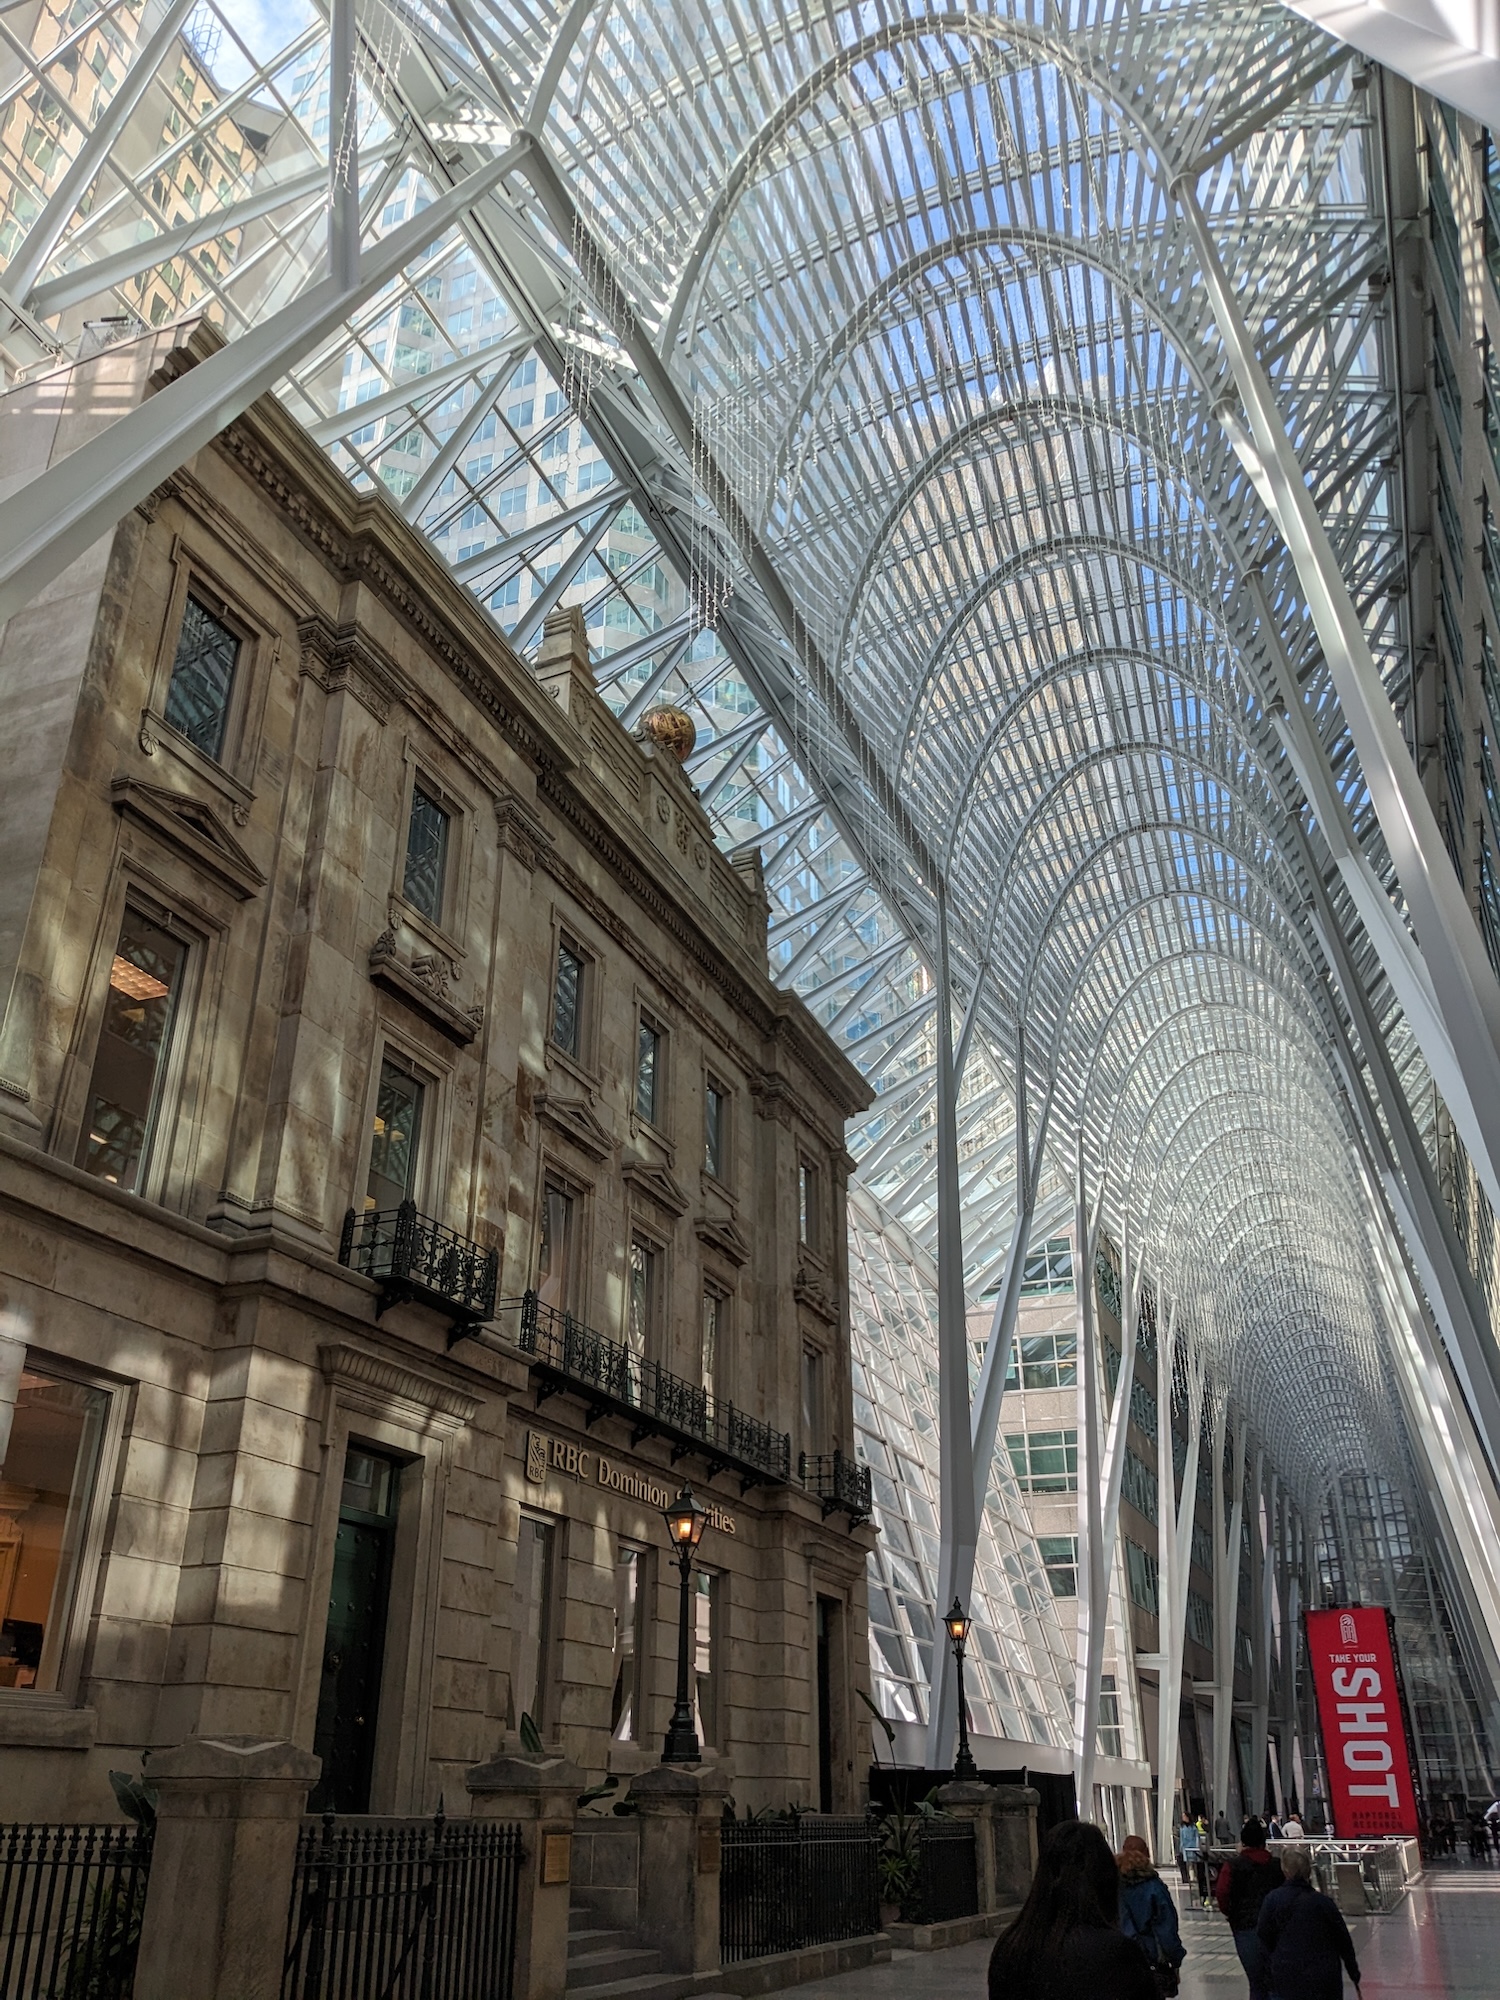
502,1291 -> 792,1491
339,1203 -> 498,1338
799,1450 -> 873,1524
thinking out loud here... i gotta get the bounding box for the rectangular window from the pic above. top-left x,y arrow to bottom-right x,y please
163,593 -> 241,760
801,1345 -> 825,1452
1122,1446 -> 1160,1524
77,907 -> 187,1192
705,1080 -> 727,1179
1429,146 -> 1463,327
0,1363 -> 108,1692
702,1290 -> 722,1402
365,1057 -> 424,1211
1097,1673 -> 1122,1759
1036,1535 -> 1078,1599
609,1545 -> 647,1742
691,1569 -> 718,1746
511,1515 -> 555,1736
635,1017 -> 662,1125
551,938 -> 585,1059
1003,1329 -> 1079,1391
1003,1426 -> 1078,1493
402,783 -> 451,922
537,1180 -> 576,1313
1126,1540 -> 1160,1616
798,1162 -> 818,1249
626,1238 -> 658,1359
1021,1237 -> 1075,1294
1435,314 -> 1464,470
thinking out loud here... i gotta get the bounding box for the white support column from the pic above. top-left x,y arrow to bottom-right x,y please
1077,1218 -> 1137,1816
1274,1486 -> 1295,1818
926,891 -> 976,1771
1212,1415 -> 1248,1824
1074,1153 -> 1106,1817
1154,1305 -> 1204,1863
1178,185 -> 1500,1222
328,0 -> 362,290
1249,1458 -> 1274,1819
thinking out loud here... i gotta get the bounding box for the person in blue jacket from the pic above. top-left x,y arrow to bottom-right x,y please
1117,1835 -> 1186,1994
1256,1847 -> 1362,1999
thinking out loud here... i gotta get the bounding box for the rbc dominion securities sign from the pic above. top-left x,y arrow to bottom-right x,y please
1305,1606 -> 1420,1838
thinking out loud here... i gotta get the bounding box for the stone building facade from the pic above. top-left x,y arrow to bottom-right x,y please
0,323 -> 873,1823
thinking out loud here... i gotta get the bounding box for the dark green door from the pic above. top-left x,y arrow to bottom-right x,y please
312,1449 -> 400,1812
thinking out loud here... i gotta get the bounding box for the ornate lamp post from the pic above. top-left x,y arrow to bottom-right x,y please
661,1484 -> 710,1762
944,1598 -> 978,1780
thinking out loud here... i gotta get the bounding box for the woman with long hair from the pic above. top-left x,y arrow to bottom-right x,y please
988,1821 -> 1158,1999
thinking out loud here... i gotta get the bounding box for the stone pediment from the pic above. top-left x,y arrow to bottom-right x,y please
111,778 -> 265,898
623,1157 -> 689,1218
534,1088 -> 614,1161
368,932 -> 483,1044
694,1211 -> 749,1266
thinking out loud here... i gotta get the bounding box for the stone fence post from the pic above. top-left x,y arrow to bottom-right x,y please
935,1779 -> 999,1910
133,1735 -> 320,2000
989,1783 -> 1040,1906
626,1764 -> 730,1974
467,1751 -> 582,2000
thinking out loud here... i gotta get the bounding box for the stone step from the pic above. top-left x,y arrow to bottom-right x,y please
565,1943 -> 664,1989
569,1926 -> 636,1950
562,1977 -> 700,2000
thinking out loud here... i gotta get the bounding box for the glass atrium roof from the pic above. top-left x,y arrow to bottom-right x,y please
0,0 -> 1487,1673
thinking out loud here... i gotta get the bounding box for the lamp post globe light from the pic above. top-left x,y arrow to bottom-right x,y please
661,1484 -> 710,1763
944,1597 -> 978,1780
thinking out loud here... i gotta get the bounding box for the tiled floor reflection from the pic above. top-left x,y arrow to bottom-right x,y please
721,1853 -> 1500,1999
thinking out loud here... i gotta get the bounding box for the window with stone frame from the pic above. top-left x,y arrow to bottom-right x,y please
537,1178 -> 579,1313
551,934 -> 589,1062
0,1359 -> 110,1693
798,1159 -> 819,1250
364,1055 -> 425,1212
402,782 -> 451,924
162,592 -> 242,761
635,1014 -> 665,1127
704,1078 -> 728,1180
77,905 -> 188,1194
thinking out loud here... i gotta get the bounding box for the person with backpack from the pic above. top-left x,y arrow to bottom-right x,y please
988,1820 -> 1157,1999
1214,1817 -> 1284,2000
1177,1812 -> 1200,1889
1256,1847 -> 1362,1999
1117,1835 -> 1187,1996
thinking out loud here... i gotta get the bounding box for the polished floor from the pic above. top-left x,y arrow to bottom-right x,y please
729,1854 -> 1500,1998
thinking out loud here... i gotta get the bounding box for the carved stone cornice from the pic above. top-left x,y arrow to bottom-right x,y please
495,787 -> 552,871
110,777 -> 266,899
320,1341 -> 479,1428
298,613 -> 402,723
534,1088 -> 614,1162
749,1073 -> 799,1128
694,1211 -> 749,1267
622,1157 -> 689,1219
368,932 -> 483,1044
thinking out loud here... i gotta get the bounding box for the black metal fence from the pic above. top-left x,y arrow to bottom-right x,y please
0,1822 -> 153,2000
339,1205 -> 498,1337
912,1821 -> 978,1923
281,1811 -> 522,2000
720,1817 -> 880,1962
507,1292 -> 792,1486
799,1450 -> 873,1523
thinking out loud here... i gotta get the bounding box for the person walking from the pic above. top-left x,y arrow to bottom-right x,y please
1280,1810 -> 1306,1841
988,1819 -> 1158,1999
1194,1813 -> 1213,1904
1215,1810 -> 1235,1845
1256,1847 -> 1362,1999
1175,1814 -> 1196,1886
1213,1817 -> 1284,2000
1117,1835 -> 1186,1996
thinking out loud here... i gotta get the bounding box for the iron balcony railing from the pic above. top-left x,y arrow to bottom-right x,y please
799,1450 -> 873,1524
0,1820 -> 154,2000
339,1203 -> 498,1338
719,1817 -> 881,1961
502,1292 -> 792,1490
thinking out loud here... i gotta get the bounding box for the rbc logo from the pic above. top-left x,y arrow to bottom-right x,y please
1340,1612 -> 1358,1646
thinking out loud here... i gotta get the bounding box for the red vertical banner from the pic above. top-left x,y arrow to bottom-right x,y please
1306,1606 -> 1420,1837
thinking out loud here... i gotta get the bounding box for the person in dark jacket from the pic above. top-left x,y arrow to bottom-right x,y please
1256,1847 -> 1362,2000
1213,1818 -> 1283,2000
988,1819 -> 1157,2000
1117,1835 -> 1186,1993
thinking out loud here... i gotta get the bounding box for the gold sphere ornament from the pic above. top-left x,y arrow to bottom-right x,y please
640,705 -> 696,763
